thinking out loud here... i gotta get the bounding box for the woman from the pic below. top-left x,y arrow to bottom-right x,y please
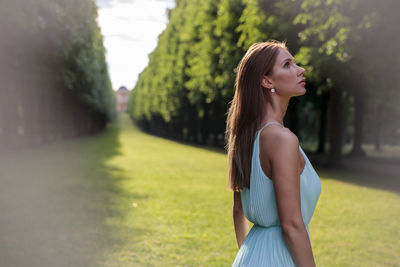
226,40 -> 321,266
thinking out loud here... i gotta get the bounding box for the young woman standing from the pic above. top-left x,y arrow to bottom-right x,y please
226,40 -> 321,266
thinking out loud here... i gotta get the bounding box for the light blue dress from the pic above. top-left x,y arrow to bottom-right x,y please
232,122 -> 322,266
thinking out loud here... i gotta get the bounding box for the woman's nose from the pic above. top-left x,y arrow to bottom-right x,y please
298,65 -> 305,75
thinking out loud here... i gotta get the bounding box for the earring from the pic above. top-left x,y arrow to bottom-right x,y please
271,88 -> 275,93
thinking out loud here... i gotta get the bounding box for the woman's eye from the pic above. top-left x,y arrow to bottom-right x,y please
284,62 -> 290,68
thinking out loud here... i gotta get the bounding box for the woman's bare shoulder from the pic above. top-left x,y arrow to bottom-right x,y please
259,125 -> 299,151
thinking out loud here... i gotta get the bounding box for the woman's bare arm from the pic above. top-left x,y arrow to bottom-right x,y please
233,191 -> 250,249
260,129 -> 316,267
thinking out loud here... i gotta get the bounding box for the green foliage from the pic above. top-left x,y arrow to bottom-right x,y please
214,0 -> 244,99
0,0 -> 116,150
236,0 -> 268,50
58,0 -> 116,122
130,0 -> 400,147
12,0 -> 117,122
295,0 -> 400,140
131,0 -> 195,123
184,0 -> 220,107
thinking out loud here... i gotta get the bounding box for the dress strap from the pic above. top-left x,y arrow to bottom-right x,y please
257,121 -> 284,133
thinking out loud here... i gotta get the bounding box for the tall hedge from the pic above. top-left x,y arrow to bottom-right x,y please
0,0 -> 116,149
130,0 -> 400,162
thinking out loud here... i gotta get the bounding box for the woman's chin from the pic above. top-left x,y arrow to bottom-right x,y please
294,88 -> 306,96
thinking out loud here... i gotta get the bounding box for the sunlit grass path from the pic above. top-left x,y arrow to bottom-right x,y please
1,113 -> 398,266
101,114 -> 400,266
100,114 -> 235,266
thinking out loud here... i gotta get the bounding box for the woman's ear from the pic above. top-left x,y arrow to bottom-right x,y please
261,76 -> 273,89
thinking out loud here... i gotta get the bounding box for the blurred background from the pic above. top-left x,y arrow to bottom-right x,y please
0,0 -> 399,266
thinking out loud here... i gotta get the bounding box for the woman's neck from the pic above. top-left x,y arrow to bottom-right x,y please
260,95 -> 290,127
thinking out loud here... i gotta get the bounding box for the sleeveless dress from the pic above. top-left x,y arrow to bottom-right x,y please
232,122 -> 322,267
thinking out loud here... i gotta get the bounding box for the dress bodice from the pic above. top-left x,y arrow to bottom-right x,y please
240,126 -> 321,228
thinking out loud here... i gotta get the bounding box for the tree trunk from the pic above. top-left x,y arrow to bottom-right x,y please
374,103 -> 384,152
188,106 -> 197,143
317,90 -> 329,154
328,86 -> 344,165
349,83 -> 366,157
201,107 -> 210,145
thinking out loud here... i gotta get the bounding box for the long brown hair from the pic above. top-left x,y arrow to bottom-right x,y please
226,40 -> 288,192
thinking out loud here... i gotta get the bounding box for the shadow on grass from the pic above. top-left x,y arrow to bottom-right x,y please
0,120 -> 154,266
302,148 -> 400,195
81,124 -> 154,264
316,166 -> 400,195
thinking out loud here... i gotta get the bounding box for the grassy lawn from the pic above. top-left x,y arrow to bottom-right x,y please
98,114 -> 400,266
1,113 -> 398,266
99,115 -> 235,266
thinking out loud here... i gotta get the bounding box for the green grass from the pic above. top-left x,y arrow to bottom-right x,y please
99,115 -> 235,266
2,113 -> 399,266
310,175 -> 400,266
98,114 -> 399,266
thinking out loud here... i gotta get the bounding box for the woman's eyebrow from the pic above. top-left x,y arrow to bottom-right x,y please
282,57 -> 295,64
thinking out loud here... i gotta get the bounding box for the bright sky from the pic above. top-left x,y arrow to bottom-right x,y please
96,0 -> 175,90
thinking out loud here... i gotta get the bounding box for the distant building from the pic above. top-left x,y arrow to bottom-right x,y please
116,86 -> 130,112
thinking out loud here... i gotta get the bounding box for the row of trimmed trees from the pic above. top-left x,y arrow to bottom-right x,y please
129,0 -> 400,163
0,0 -> 116,150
